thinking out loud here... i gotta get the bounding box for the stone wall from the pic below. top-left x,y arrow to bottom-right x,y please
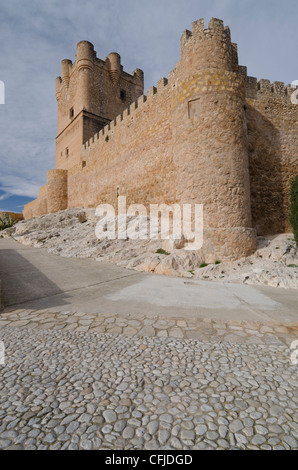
245,78 -> 298,235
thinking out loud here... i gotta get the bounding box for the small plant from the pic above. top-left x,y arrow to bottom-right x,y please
199,262 -> 209,268
290,175 -> 298,247
215,260 -> 221,265
0,213 -> 17,231
156,248 -> 170,256
188,270 -> 195,275
287,264 -> 298,268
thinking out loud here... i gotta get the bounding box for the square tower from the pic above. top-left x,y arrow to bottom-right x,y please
55,41 -> 144,170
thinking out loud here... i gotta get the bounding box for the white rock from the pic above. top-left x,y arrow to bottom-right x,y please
3,210 -> 297,289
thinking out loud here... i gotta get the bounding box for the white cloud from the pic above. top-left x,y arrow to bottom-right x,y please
0,192 -> 11,201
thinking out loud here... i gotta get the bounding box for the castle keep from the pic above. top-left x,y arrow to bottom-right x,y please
23,18 -> 298,262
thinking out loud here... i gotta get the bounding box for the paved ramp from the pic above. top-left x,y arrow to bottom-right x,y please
0,238 -> 297,323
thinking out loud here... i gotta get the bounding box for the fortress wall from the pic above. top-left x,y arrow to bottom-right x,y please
47,170 -> 68,214
23,185 -> 48,219
68,76 -> 174,211
56,113 -> 83,169
36,185 -> 48,215
23,200 -> 36,219
246,78 -> 298,234
83,112 -> 111,146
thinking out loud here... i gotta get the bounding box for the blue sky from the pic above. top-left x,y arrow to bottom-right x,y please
0,0 -> 297,213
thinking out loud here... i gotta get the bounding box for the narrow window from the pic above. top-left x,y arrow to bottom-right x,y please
82,161 -> 86,168
69,107 -> 74,119
120,89 -> 126,101
65,147 -> 69,158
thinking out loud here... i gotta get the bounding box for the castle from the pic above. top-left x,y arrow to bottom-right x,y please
23,18 -> 298,262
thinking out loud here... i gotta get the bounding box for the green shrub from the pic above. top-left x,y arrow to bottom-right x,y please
290,176 -> 298,247
0,213 -> 16,231
199,262 -> 209,268
156,248 -> 170,256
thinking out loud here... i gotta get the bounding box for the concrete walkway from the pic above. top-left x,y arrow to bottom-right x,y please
0,238 -> 297,324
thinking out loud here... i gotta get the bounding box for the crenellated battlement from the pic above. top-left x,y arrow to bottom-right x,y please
56,41 -> 143,98
82,73 -> 170,151
80,16 -> 296,154
181,18 -> 232,49
245,75 -> 295,102
81,18 -> 245,152
181,18 -> 232,40
180,18 -> 239,74
54,40 -> 144,167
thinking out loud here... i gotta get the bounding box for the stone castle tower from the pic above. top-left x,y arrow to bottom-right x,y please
24,18 -> 298,263
45,41 -> 143,215
55,41 -> 144,171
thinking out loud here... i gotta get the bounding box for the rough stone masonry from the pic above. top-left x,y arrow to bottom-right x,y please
23,18 -> 298,263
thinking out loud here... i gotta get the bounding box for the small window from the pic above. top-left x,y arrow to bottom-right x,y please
65,147 -> 69,158
82,161 -> 86,168
69,107 -> 74,119
120,90 -> 126,101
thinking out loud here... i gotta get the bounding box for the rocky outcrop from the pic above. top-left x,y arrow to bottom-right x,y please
1,209 -> 297,289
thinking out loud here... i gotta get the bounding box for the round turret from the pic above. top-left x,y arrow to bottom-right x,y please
172,18 -> 257,261
75,41 -> 95,112
55,76 -> 62,101
61,59 -> 72,87
180,18 -> 237,73
76,41 -> 95,69
47,169 -> 68,214
106,52 -> 121,85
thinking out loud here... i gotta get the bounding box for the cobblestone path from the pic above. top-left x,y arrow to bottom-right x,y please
0,308 -> 297,450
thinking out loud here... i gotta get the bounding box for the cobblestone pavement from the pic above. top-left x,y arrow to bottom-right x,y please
0,308 -> 297,450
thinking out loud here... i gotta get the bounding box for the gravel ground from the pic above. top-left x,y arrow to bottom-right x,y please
0,325 -> 297,450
